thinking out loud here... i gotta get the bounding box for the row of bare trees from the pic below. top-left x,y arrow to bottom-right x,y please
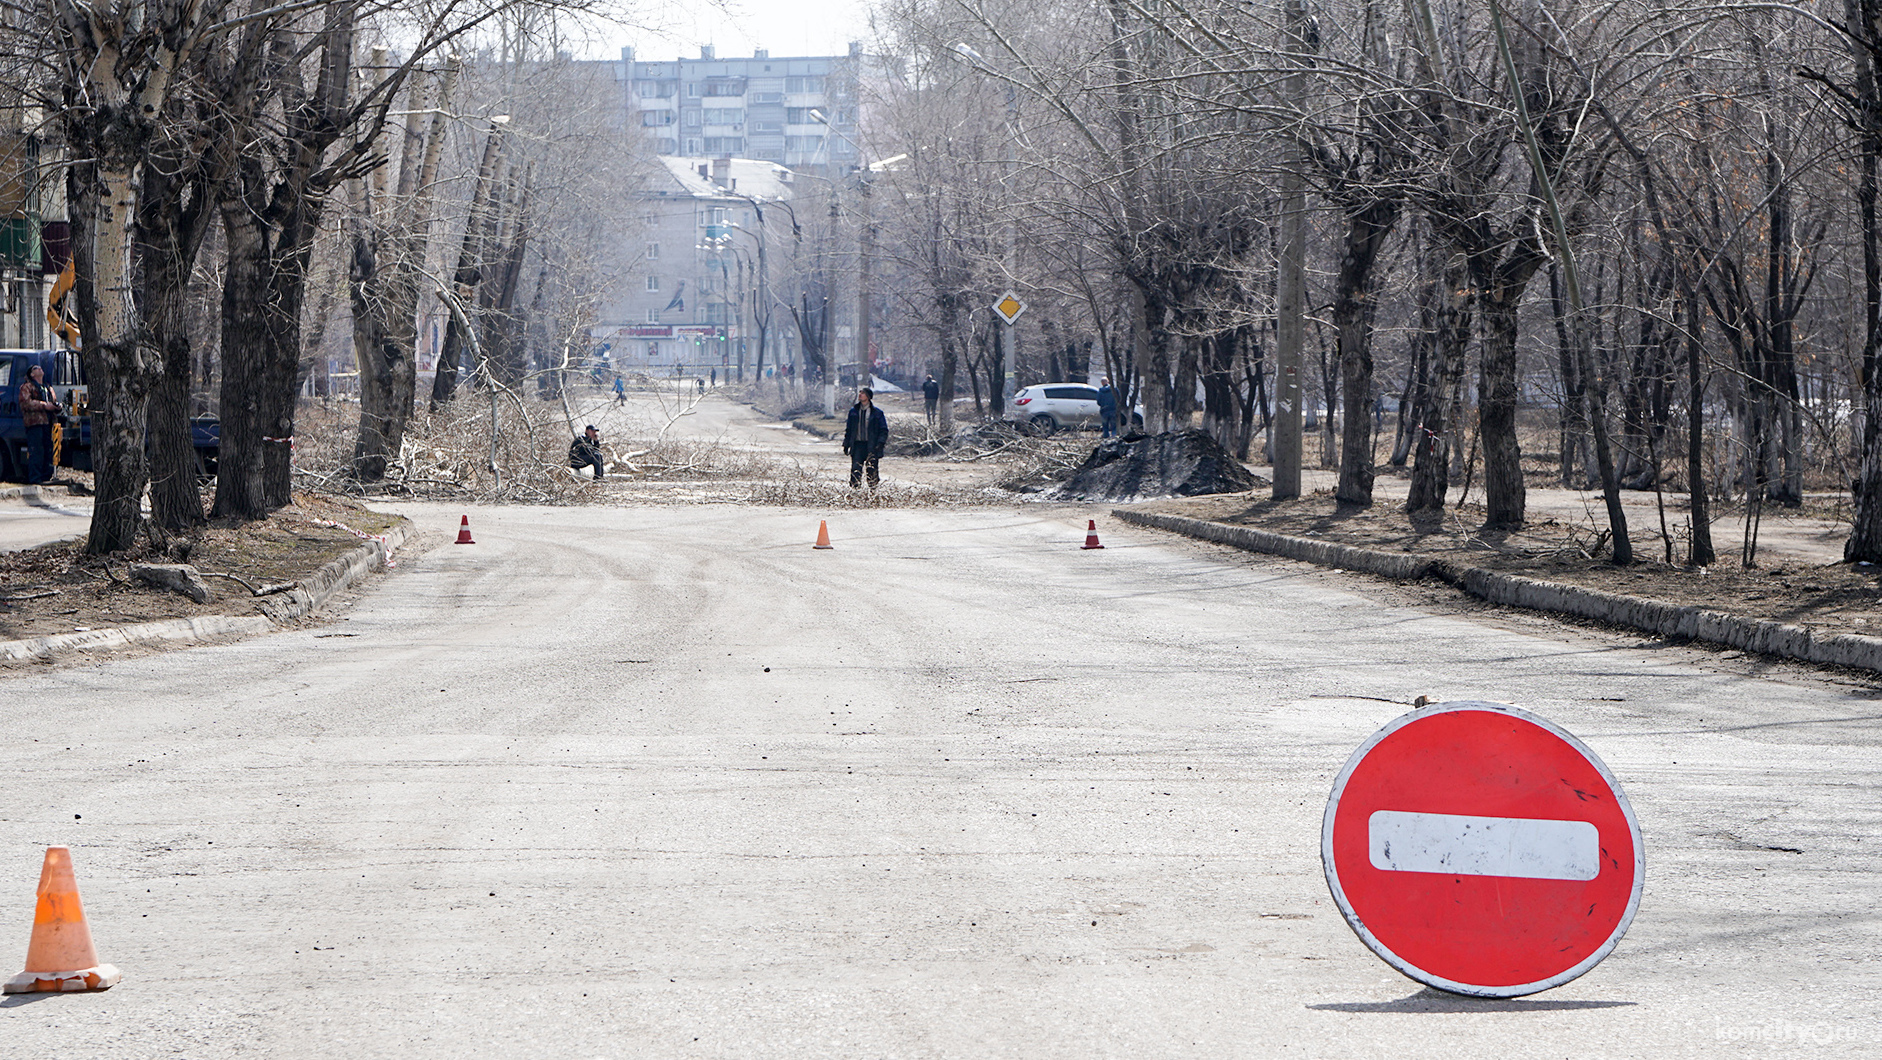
856,0 -> 1882,564
20,0 -> 626,554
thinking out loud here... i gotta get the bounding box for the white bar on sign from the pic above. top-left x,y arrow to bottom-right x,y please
1368,810 -> 1600,881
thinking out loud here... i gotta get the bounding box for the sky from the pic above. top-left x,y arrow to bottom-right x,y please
613,0 -> 875,63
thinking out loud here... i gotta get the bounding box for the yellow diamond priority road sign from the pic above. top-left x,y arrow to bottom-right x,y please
993,292 -> 1026,325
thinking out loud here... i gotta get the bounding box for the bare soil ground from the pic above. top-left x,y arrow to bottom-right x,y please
0,492 -> 401,644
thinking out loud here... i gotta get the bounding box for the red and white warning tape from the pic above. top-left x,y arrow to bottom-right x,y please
311,518 -> 398,569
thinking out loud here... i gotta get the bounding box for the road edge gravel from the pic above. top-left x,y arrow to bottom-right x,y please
1114,509 -> 1882,675
0,521 -> 408,663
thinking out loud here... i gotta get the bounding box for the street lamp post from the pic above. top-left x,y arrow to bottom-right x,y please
697,235 -> 756,382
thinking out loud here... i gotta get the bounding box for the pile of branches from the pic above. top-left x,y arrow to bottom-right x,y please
293,395 -> 596,504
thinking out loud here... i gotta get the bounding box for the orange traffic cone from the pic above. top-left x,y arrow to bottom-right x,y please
4,847 -> 120,993
813,520 -> 834,549
1081,519 -> 1105,550
455,515 -> 476,545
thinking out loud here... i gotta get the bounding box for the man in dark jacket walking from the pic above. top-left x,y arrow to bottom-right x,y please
843,387 -> 889,488
18,363 -> 60,484
921,375 -> 940,424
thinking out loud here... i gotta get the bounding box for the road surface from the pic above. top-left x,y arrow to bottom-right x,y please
0,487 -> 90,552
2,499 -> 1876,1057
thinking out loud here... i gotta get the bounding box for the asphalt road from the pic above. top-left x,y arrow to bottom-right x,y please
2,499 -> 1877,1058
0,487 -> 90,552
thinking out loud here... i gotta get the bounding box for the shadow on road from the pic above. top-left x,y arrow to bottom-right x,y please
0,992 -> 69,1007
1309,987 -> 1637,1013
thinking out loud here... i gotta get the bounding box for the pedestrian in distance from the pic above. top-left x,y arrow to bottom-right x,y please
922,374 -> 940,425
843,386 -> 889,489
18,363 -> 60,484
613,376 -> 626,405
710,368 -> 717,387
1097,377 -> 1120,439
569,424 -> 606,481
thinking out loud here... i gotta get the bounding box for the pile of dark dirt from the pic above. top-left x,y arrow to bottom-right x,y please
1053,430 -> 1265,501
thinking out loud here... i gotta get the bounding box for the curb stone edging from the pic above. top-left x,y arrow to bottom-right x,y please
0,521 -> 408,663
1113,509 -> 1882,675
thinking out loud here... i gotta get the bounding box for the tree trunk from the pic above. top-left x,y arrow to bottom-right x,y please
1333,197 -> 1399,505
1850,4 -> 1882,560
73,158 -> 154,552
213,201 -> 270,521
1686,280 -> 1716,565
1201,329 -> 1241,452
141,138 -> 212,531
1408,254 -> 1469,512
1477,245 -> 1544,528
431,123 -> 507,410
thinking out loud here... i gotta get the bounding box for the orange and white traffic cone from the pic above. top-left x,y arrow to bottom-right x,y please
1081,519 -> 1105,550
454,515 -> 476,545
4,847 -> 121,993
813,520 -> 834,550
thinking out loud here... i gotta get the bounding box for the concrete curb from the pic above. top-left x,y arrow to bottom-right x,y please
0,521 -> 408,663
1112,509 -> 1882,674
1115,510 -> 1436,580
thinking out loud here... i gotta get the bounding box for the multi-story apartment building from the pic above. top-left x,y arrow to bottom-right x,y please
618,43 -> 870,175
596,156 -> 794,377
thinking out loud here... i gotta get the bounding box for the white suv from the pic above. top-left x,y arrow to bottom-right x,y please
1008,383 -> 1103,434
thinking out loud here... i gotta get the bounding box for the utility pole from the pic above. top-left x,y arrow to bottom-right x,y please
857,169 -> 873,390
1273,0 -> 1310,500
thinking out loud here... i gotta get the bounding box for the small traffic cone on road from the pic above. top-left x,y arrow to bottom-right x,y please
4,847 -> 121,993
455,515 -> 476,545
813,520 -> 834,550
1081,519 -> 1105,550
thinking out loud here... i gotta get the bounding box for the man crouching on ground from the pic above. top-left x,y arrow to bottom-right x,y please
843,387 -> 888,489
570,424 -> 606,481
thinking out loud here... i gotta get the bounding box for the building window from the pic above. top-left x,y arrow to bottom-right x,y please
785,135 -> 824,153
646,309 -> 661,323
643,212 -> 657,226
702,108 -> 744,126
786,76 -> 824,93
703,137 -> 742,154
648,342 -> 661,359
641,110 -> 674,127
749,92 -> 784,104
686,83 -> 700,97
684,138 -> 703,154
786,107 -> 818,124
750,120 -> 783,134
646,275 -> 660,291
682,109 -> 701,129
704,80 -> 745,96
647,242 -> 659,260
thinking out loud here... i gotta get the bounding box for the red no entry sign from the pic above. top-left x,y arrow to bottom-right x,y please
1322,701 -> 1643,998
